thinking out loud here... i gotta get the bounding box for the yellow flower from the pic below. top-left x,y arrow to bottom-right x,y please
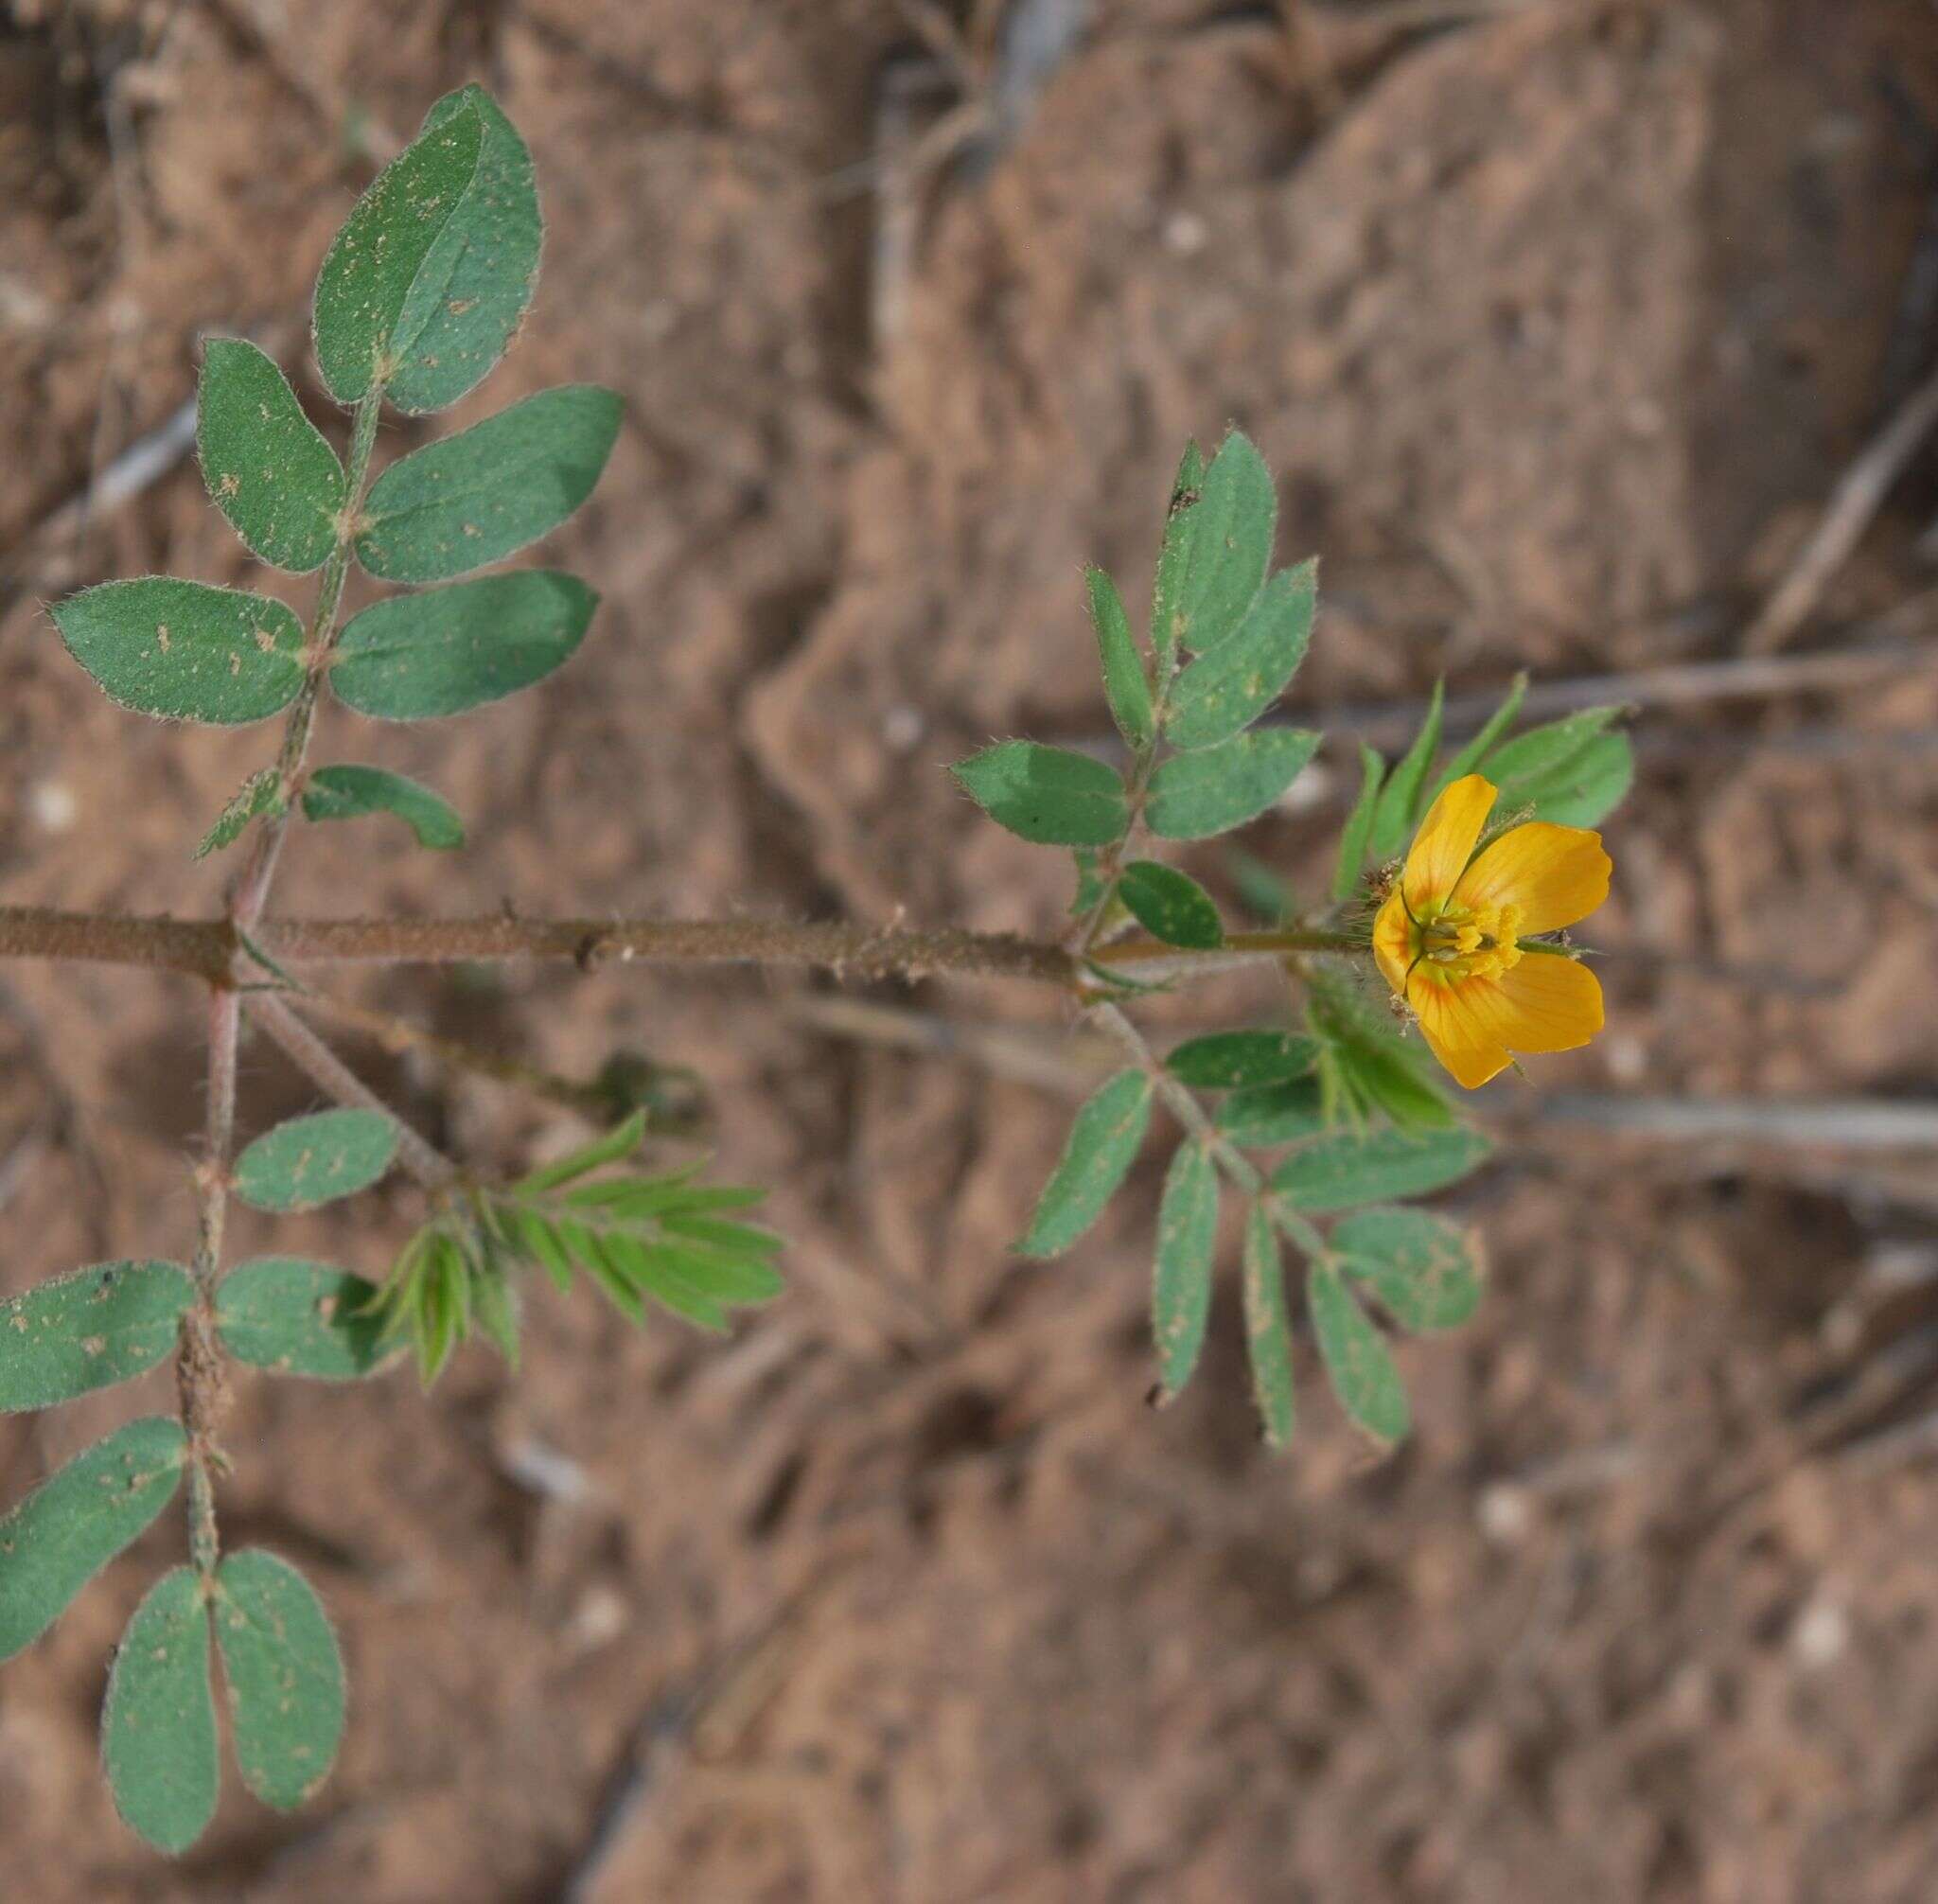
1371,774 -> 1610,1090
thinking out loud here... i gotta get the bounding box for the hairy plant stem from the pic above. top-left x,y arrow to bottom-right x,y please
178,384 -> 386,1577
0,906 -> 1366,986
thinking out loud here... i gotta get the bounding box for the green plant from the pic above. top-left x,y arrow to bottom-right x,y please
0,86 -> 1631,1854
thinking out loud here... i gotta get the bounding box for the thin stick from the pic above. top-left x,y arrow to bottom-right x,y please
242,992 -> 457,1190
1746,361 -> 1938,652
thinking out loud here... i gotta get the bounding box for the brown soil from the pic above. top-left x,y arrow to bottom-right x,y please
4,1 -> 1938,1897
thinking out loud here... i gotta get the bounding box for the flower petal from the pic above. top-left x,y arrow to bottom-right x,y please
1454,821 -> 1610,933
1405,970 -> 1514,1089
1490,952 -> 1604,1054
1402,774 -> 1496,913
1372,888 -> 1415,997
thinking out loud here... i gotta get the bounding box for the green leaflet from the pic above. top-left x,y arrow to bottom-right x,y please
331,571 -> 598,720
1480,709 -> 1631,827
216,1259 -> 392,1380
1215,1076 -> 1326,1146
51,578 -> 307,726
1152,1141 -> 1218,1400
0,1418 -> 186,1661
213,1550 -> 345,1809
232,1109 -> 398,1213
1426,673 -> 1526,802
1241,1204 -> 1295,1448
1308,1259 -> 1410,1443
1165,1031 -> 1319,1091
1014,1069 -> 1153,1258
952,741 -> 1128,847
194,767 -> 284,860
301,764 -> 465,850
1117,861 -> 1223,949
1165,559 -> 1315,749
1367,679 -> 1444,861
1086,566 -> 1154,751
356,385 -> 622,583
1330,742 -> 1386,902
312,99 -> 485,405
1149,439 -> 1206,667
0,1261 -> 195,1412
1332,1207 -> 1483,1331
1172,431 -> 1276,655
1270,1125 -> 1491,1214
102,1567 -> 219,1855
196,336 -> 346,573
383,86 -> 543,414
1145,728 -> 1319,840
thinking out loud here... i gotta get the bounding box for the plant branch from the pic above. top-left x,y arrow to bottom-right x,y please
242,991 -> 457,1191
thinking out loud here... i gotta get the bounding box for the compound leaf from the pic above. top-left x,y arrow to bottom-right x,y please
1165,558 -> 1315,749
1118,860 -> 1223,949
952,741 -> 1127,847
1333,1207 -> 1484,1331
1146,728 -> 1319,840
301,764 -> 465,850
1308,1259 -> 1410,1443
312,98 -> 485,405
216,1259 -> 391,1380
0,1261 -> 195,1413
356,384 -> 621,583
1014,1069 -> 1152,1258
233,1109 -> 398,1214
0,1418 -> 186,1661
1270,1125 -> 1491,1214
213,1550 -> 345,1810
102,1566 -> 218,1855
384,86 -> 543,414
1241,1204 -> 1295,1448
330,571 -> 597,720
51,578 -> 307,726
1153,1141 -> 1218,1400
196,337 -> 346,573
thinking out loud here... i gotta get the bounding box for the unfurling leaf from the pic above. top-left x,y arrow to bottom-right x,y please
1165,558 -> 1315,749
1086,566 -> 1154,751
1166,1031 -> 1319,1091
1153,1141 -> 1218,1399
1333,1207 -> 1484,1331
1308,1259 -> 1409,1442
383,85 -> 543,414
1014,1069 -> 1152,1258
952,741 -> 1127,847
1117,860 -> 1223,949
1241,1204 -> 1295,1447
1172,431 -> 1276,656
0,1261 -> 195,1412
0,1418 -> 186,1661
1145,728 -> 1318,840
232,1109 -> 398,1213
216,1259 -> 391,1380
213,1550 -> 345,1809
356,385 -> 622,583
301,765 -> 465,850
195,767 -> 284,860
1367,679 -> 1444,861
1330,742 -> 1385,903
1270,1125 -> 1491,1213
330,571 -> 596,720
102,1567 -> 219,1855
311,99 -> 485,405
196,337 -> 346,573
51,578 -> 307,726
